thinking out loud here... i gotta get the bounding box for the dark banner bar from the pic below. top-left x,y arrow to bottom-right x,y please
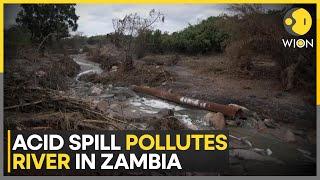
4,130 -> 229,176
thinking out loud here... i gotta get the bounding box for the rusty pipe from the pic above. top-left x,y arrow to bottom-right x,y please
132,85 -> 241,117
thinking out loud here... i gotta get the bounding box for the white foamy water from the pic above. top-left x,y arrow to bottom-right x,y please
75,69 -> 101,81
129,97 -> 184,112
175,114 -> 193,125
70,53 -> 202,130
72,54 -> 103,81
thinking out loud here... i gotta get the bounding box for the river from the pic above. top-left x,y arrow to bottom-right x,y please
71,54 -> 209,130
70,53 -> 316,175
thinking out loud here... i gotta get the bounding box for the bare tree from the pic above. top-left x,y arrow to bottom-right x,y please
112,9 -> 164,71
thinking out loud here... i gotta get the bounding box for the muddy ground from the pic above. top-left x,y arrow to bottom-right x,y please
4,48 -> 316,175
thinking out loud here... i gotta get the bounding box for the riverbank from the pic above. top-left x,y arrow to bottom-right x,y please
4,50 -> 316,175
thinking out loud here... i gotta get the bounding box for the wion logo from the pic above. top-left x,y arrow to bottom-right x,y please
282,8 -> 313,48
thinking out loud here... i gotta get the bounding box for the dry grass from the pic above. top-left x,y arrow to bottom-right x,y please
181,54 -> 280,80
180,55 -> 234,77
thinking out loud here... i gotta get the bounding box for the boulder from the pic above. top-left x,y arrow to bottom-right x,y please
226,120 -> 238,126
204,112 -> 225,130
283,129 -> 296,143
157,108 -> 174,118
307,130 -> 316,144
148,117 -> 190,130
257,120 -> 267,130
90,100 -> 100,110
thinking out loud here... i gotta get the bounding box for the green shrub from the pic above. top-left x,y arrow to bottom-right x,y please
141,16 -> 229,55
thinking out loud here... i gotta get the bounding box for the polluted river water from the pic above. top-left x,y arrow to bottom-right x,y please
71,54 -> 207,129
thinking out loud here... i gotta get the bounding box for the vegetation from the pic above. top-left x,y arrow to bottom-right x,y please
155,17 -> 228,54
16,4 -> 79,44
7,4 -> 313,91
221,5 -> 315,91
112,9 -> 165,70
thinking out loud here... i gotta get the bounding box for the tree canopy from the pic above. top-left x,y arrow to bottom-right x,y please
16,4 -> 79,43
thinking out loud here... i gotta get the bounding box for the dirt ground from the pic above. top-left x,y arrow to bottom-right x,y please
160,54 -> 315,130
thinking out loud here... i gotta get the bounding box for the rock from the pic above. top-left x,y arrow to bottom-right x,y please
110,103 -> 122,112
266,148 -> 273,156
116,89 -> 135,100
292,129 -> 306,136
252,148 -> 272,156
283,129 -> 296,143
157,108 -> 174,118
257,120 -> 267,130
90,100 -> 100,110
148,117 -> 190,130
226,120 -> 238,126
96,101 -> 109,112
204,112 -> 225,130
230,149 -> 284,164
35,70 -> 46,77
264,119 -> 278,129
307,130 -> 316,144
99,94 -> 115,98
185,123 -> 198,130
296,148 -> 311,156
91,86 -> 103,95
111,66 -> 118,72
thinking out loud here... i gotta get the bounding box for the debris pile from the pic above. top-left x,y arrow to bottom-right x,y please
80,64 -> 173,87
86,44 -> 124,71
5,86 -> 141,131
6,52 -> 80,90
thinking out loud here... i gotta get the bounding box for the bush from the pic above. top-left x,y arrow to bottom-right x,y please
139,17 -> 229,55
221,5 -> 315,91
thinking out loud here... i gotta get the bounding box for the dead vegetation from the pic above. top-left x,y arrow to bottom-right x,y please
220,5 -> 315,92
5,86 -> 140,130
4,49 -> 139,131
181,54 -> 280,80
79,63 -> 173,87
5,48 -> 80,90
4,85 -> 193,131
4,49 -> 179,131
86,43 -> 125,71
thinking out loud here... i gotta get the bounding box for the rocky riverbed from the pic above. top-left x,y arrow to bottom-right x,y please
68,53 -> 316,175
4,51 -> 316,175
